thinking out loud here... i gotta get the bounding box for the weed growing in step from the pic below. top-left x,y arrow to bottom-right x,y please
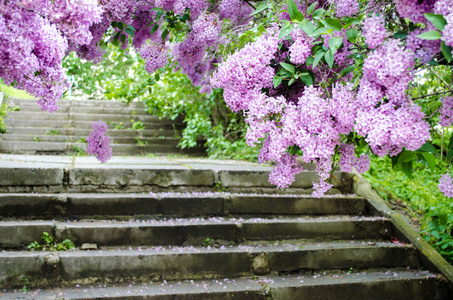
21,277 -> 30,292
130,120 -> 145,130
72,146 -> 87,156
28,232 -> 75,251
45,129 -> 60,135
135,137 -> 148,146
202,238 -> 213,247
112,122 -> 125,129
7,106 -> 19,111
0,104 -> 7,133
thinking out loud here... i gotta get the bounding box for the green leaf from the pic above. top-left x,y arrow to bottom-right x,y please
427,59 -> 439,65
305,56 -> 314,65
117,22 -> 124,31
393,31 -> 408,39
161,29 -> 169,40
416,30 -> 442,40
280,62 -> 295,73
150,24 -> 159,35
125,27 -> 135,37
339,65 -> 355,76
288,78 -> 295,86
398,150 -> 416,163
312,8 -> 325,20
448,136 -> 453,151
400,160 -> 413,179
417,142 -> 438,154
300,73 -> 313,86
279,21 -> 294,40
155,10 -> 164,21
421,152 -> 436,172
312,50 -> 325,68
447,149 -> 453,161
307,2 -> 317,16
328,36 -> 343,54
325,50 -> 334,68
287,0 -> 304,22
441,41 -> 452,63
324,18 -> 342,32
120,34 -> 126,44
346,28 -> 358,43
424,13 -> 447,31
251,2 -> 271,16
273,76 -> 283,88
299,22 -> 316,35
310,27 -> 330,37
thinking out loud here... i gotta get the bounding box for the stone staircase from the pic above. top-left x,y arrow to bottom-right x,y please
0,154 -> 451,299
0,97 -> 205,156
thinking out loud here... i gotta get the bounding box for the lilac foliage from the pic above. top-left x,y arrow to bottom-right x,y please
86,121 -> 113,163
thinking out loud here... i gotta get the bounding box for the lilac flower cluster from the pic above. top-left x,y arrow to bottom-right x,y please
211,27 -> 279,112
141,42 -> 169,73
218,0 -> 253,24
192,12 -> 222,48
339,144 -> 370,173
289,28 -> 313,65
0,1 -> 70,113
406,28 -> 441,64
438,173 -> 453,198
103,0 -> 135,24
394,0 -> 436,24
439,96 -> 453,127
334,0 -> 359,17
362,14 -> 387,49
86,121 -> 113,163
440,7 -> 453,47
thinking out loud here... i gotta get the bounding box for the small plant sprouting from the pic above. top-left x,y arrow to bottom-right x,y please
202,238 -> 213,247
45,129 -> 60,136
135,137 -> 148,146
347,267 -> 353,274
27,232 -> 75,251
33,136 -> 40,142
112,122 -> 125,130
21,277 -> 30,292
130,119 -> 145,130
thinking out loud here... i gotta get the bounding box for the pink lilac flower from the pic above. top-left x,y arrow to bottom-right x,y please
394,0 -> 436,24
218,0 -> 252,24
339,144 -> 370,173
438,173 -> 453,198
439,96 -> 453,127
406,28 -> 441,64
363,13 -> 387,49
268,153 -> 304,188
141,42 -> 169,73
87,121 -> 113,163
289,28 -> 313,65
334,0 -> 359,17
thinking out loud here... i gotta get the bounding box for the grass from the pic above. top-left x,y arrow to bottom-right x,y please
0,84 -> 34,99
364,156 -> 453,264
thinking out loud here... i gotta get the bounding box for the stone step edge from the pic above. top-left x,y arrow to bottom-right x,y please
0,216 -> 392,248
0,242 -> 419,289
0,270 -> 446,300
0,193 -> 367,218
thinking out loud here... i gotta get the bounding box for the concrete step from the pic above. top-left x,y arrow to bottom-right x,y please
0,141 -> 200,156
7,98 -> 146,109
1,271 -> 447,300
0,134 -> 181,144
7,103 -> 151,115
5,119 -> 179,130
4,127 -> 177,137
0,216 -> 392,248
7,111 -> 180,124
0,193 -> 365,219
0,241 -> 419,288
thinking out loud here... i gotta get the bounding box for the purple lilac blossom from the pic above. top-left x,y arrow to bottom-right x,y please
87,121 -> 113,163
439,96 -> 453,127
334,0 -> 359,17
289,28 -> 313,65
141,42 -> 169,73
439,173 -> 453,198
363,13 -> 387,49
